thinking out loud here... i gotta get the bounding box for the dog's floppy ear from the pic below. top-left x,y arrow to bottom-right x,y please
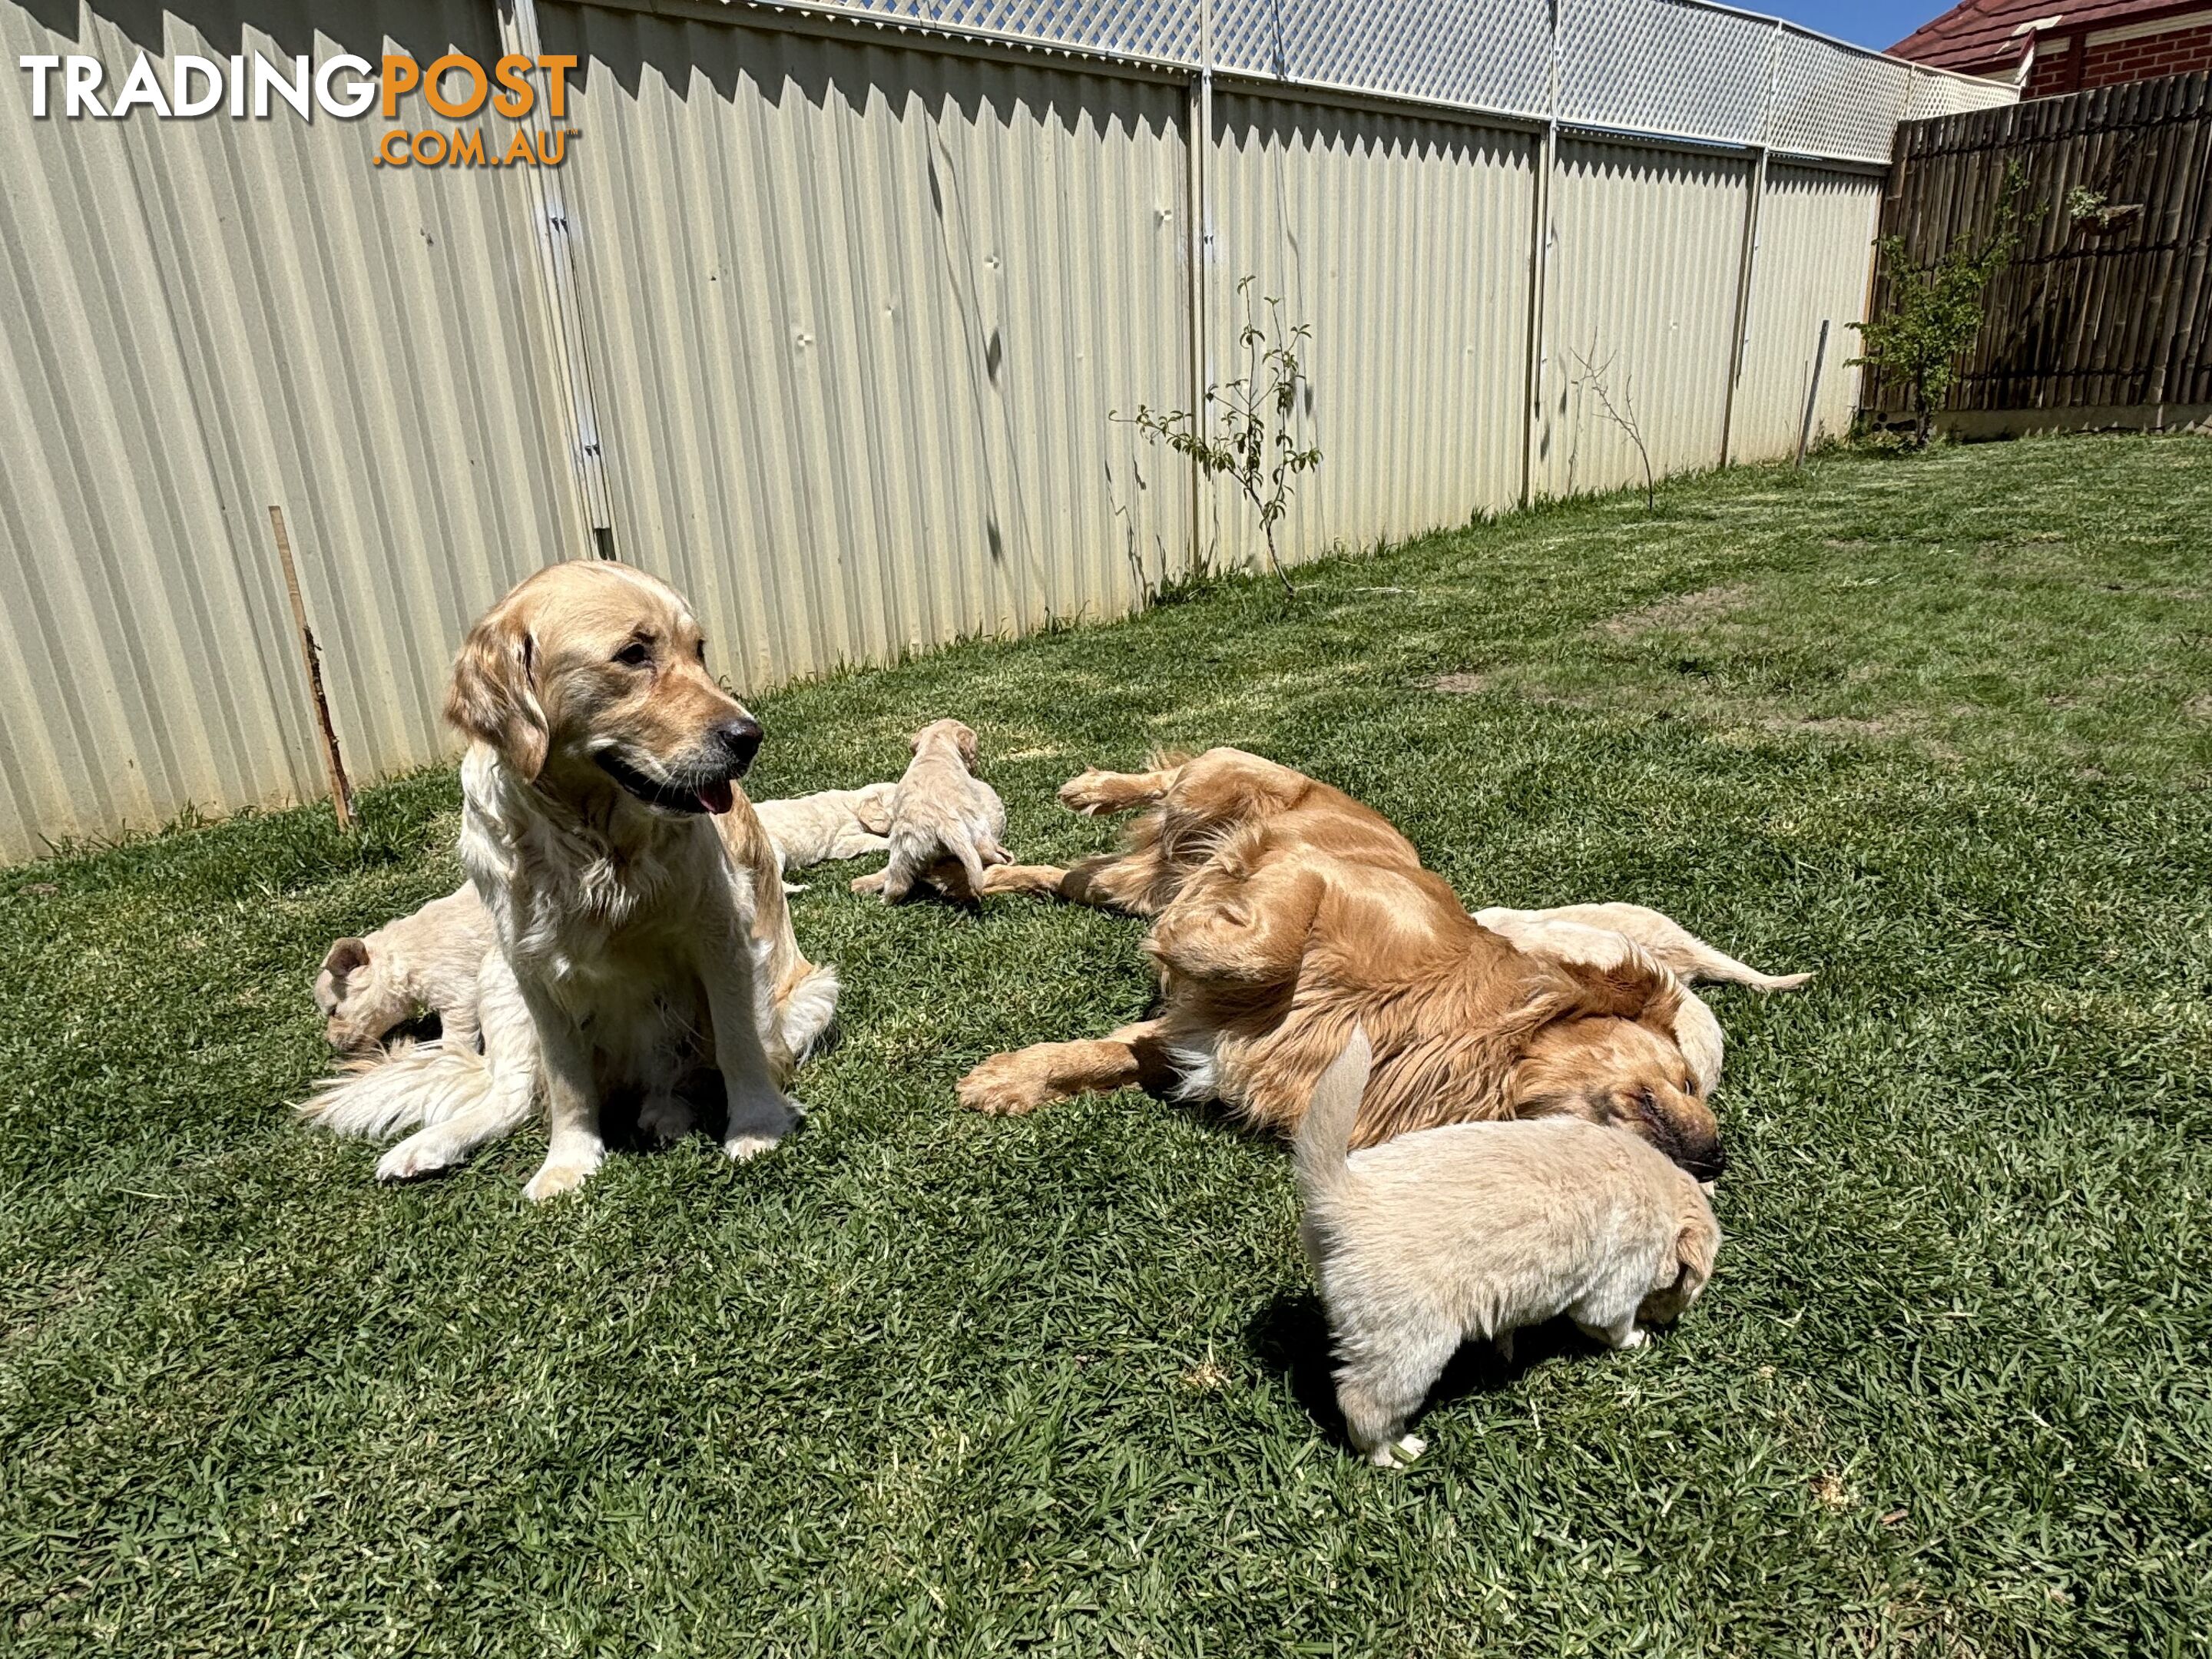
1555,943 -> 1683,1029
445,602 -> 548,779
954,722 -> 980,770
316,937 -> 370,1015
1674,1215 -> 1719,1290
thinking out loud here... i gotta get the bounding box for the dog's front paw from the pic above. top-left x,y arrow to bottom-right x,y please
724,1092 -> 803,1161
1616,1326 -> 1647,1350
523,1145 -> 605,1203
1056,769 -> 1120,815
957,1054 -> 1052,1116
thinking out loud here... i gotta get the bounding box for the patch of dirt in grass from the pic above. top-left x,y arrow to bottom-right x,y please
1426,671 -> 1495,695
2183,694 -> 2212,724
1599,582 -> 1753,639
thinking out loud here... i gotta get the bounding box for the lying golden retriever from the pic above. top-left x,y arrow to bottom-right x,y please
303,561 -> 835,1200
960,749 -> 1766,1179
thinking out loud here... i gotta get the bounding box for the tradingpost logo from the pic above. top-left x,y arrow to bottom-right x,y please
17,51 -> 581,168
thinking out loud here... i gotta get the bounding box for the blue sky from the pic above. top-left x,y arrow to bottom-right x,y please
1753,0 -> 1948,51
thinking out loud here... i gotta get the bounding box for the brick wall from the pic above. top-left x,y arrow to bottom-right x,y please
2026,18 -> 2212,97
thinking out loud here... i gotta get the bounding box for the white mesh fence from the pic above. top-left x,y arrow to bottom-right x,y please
730,0 -> 2017,164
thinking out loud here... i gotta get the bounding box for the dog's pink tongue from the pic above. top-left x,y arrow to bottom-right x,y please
698,780 -> 735,815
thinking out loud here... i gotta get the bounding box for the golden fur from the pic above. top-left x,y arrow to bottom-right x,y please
961,748 -> 1726,1178
303,561 -> 835,1200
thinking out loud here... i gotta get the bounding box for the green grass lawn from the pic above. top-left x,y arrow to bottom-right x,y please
5,434 -> 2210,1655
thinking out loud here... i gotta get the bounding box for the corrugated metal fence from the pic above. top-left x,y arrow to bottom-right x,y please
0,0 -> 2012,861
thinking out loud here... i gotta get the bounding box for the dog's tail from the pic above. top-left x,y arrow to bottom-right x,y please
1672,949 -> 1813,994
296,1039 -> 498,1141
1293,1028 -> 1373,1201
776,961 -> 840,1066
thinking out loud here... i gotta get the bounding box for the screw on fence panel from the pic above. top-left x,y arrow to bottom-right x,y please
267,505 -> 355,832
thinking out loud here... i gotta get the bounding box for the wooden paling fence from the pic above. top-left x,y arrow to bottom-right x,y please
1867,71 -> 2212,435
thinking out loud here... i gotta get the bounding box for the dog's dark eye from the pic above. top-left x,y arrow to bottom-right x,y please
614,641 -> 653,668
694,638 -> 707,664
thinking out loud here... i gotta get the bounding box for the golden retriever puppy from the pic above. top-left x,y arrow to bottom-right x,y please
962,748 -> 1726,1178
756,783 -> 896,873
851,719 -> 1009,902
302,561 -> 834,1201
315,885 -> 495,1055
1296,1032 -> 1720,1467
1475,902 -> 1812,993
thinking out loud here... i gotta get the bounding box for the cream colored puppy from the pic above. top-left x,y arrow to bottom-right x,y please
316,885 -> 497,1055
1473,902 -> 1812,993
852,719 -> 1009,902
1295,1031 -> 1721,1468
756,783 -> 896,873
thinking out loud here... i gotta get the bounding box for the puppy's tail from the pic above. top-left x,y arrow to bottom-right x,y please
775,961 -> 841,1067
1293,1028 -> 1373,1201
296,1039 -> 498,1141
1683,952 -> 1813,994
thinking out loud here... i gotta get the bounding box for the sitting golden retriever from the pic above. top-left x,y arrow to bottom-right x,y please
302,561 -> 836,1200
960,749 -> 1764,1179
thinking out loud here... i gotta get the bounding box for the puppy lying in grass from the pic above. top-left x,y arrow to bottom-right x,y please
1473,902 -> 1813,994
1296,1030 -> 1721,1469
756,783 -> 896,874
315,885 -> 496,1055
852,720 -> 1010,902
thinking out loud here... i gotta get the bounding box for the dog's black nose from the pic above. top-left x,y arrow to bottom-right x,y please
714,717 -> 763,773
1690,1142 -> 1728,1182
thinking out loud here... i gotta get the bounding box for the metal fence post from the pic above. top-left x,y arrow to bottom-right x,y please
501,0 -> 621,558
1519,0 -> 1561,508
1184,0 -> 1214,575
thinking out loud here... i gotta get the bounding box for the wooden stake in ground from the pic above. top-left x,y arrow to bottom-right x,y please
1797,318 -> 1831,469
267,505 -> 354,830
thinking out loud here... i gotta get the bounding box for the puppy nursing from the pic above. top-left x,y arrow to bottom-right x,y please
853,719 -> 1010,902
1296,1031 -> 1721,1467
960,749 -> 1733,1181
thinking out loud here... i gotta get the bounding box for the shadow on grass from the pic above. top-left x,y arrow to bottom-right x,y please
1244,1289 -> 1621,1449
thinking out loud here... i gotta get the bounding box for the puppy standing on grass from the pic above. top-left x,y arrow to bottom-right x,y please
1296,1031 -> 1721,1469
852,720 -> 1010,902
